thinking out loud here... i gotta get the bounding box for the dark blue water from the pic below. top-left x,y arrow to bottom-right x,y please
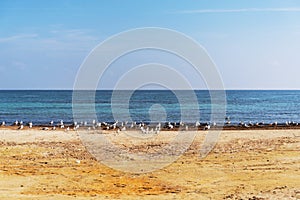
0,90 -> 300,125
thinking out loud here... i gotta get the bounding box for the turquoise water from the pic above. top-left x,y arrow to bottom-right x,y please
0,90 -> 300,125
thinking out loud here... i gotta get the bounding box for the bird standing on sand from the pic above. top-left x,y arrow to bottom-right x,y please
18,125 -> 24,130
203,125 -> 210,130
225,116 -> 231,125
28,122 -> 33,128
1,121 -> 5,126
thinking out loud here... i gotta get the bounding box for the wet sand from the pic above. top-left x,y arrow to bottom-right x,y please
0,128 -> 299,199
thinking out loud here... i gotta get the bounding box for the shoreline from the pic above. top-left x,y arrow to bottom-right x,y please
2,124 -> 300,131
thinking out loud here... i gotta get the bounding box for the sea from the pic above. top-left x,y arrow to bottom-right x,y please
0,90 -> 300,126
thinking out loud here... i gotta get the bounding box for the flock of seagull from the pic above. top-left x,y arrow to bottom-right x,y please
0,119 -> 212,133
1,117 -> 300,133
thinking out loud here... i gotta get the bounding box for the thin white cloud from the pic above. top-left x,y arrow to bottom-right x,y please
177,7 -> 300,14
0,34 -> 38,43
0,27 -> 101,52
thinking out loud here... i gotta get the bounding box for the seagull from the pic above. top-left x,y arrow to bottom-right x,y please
73,124 -> 80,131
168,124 -> 174,129
141,127 -> 147,134
42,127 -> 49,130
18,125 -> 24,130
243,123 -> 250,128
49,120 -> 54,125
203,125 -> 210,130
156,123 -> 161,130
66,127 -> 70,131
28,122 -> 33,128
14,120 -> 19,126
1,121 -> 5,126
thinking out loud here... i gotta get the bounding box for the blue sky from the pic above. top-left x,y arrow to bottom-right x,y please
0,0 -> 300,89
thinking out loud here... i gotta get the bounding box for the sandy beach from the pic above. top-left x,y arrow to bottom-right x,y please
0,128 -> 299,200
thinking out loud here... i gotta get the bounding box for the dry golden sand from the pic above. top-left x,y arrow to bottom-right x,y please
0,129 -> 299,199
